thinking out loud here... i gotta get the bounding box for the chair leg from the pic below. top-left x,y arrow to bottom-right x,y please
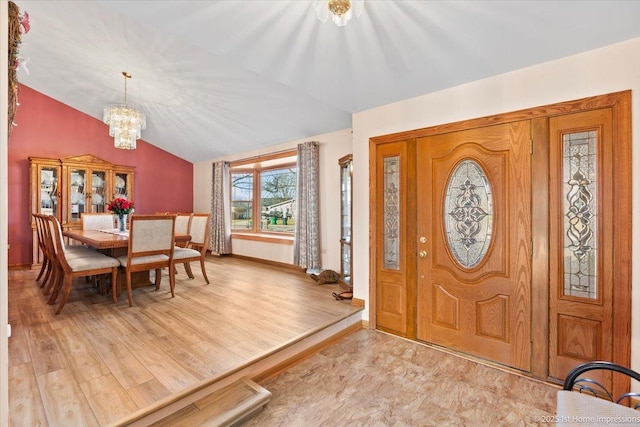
168,264 -> 175,298
154,268 -> 162,290
42,261 -> 53,291
125,270 -> 133,307
184,262 -> 195,279
200,259 -> 210,285
112,268 -> 119,303
42,258 -> 56,291
46,268 -> 62,303
36,258 -> 48,282
55,275 -> 74,315
110,268 -> 118,303
43,268 -> 54,296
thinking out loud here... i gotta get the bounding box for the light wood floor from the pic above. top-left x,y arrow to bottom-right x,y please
7,256 -> 360,426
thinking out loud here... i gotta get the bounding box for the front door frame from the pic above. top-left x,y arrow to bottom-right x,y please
368,91 -> 631,393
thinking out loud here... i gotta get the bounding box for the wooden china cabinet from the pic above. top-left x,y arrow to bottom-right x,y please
338,154 -> 353,290
29,154 -> 135,267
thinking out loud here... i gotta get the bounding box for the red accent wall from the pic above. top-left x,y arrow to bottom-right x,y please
8,85 -> 194,267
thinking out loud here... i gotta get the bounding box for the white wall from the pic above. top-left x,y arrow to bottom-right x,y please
351,37 -> 640,375
193,128 -> 353,269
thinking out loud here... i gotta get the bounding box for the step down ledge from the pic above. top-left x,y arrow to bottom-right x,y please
151,377 -> 272,427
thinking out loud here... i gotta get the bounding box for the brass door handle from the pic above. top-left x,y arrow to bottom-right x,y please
418,250 -> 427,258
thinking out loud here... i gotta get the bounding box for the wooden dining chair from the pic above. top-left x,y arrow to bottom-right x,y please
43,215 -> 120,314
33,213 -> 52,286
38,213 -> 102,297
173,213 -> 211,285
174,213 -> 193,248
81,212 -> 117,291
82,212 -> 115,230
115,214 -> 176,306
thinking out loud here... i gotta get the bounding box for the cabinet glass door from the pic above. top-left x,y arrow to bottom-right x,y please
114,171 -> 131,200
90,170 -> 107,213
39,166 -> 60,218
69,168 -> 87,223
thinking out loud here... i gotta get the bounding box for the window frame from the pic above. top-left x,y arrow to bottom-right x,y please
229,150 -> 297,241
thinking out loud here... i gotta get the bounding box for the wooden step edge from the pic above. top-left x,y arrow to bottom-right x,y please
202,378 -> 272,427
150,377 -> 272,427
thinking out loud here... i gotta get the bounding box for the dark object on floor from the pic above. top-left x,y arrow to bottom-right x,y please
332,291 -> 353,301
310,269 -> 340,285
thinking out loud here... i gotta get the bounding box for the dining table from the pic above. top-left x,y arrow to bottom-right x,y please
62,228 -> 191,297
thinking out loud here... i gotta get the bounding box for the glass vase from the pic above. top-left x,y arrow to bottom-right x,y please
116,213 -> 127,232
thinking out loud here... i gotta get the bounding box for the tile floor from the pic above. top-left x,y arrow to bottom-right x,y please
245,329 -> 559,426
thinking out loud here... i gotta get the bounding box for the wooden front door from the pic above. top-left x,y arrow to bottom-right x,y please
415,120 -> 532,371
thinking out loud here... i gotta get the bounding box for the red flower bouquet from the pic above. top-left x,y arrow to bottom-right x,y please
107,197 -> 135,215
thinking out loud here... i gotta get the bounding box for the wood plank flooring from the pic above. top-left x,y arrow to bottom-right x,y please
8,256 -> 360,426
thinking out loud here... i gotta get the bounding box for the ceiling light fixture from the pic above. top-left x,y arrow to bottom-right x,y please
313,0 -> 365,27
103,71 -> 146,150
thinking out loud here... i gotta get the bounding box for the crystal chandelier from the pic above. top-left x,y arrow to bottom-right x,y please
103,71 -> 146,150
313,0 -> 365,27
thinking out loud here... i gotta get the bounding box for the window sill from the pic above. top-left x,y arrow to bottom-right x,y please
231,233 -> 294,245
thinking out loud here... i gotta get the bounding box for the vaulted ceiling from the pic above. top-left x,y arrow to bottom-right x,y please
14,1 -> 640,163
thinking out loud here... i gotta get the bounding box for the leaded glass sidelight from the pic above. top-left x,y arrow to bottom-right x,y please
444,159 -> 493,269
383,156 -> 400,270
563,131 -> 598,299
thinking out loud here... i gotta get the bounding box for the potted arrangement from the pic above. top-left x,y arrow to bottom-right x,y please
107,197 -> 135,232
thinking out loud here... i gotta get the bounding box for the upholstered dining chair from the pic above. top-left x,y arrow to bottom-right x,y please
116,214 -> 176,306
173,213 -> 211,284
43,215 -> 120,314
36,213 -> 100,297
81,212 -> 118,292
82,212 -> 115,230
174,213 -> 193,248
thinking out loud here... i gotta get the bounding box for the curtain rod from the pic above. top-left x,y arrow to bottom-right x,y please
230,141 -> 317,164
235,148 -> 296,162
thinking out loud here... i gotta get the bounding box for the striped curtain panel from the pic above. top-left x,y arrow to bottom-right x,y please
293,141 -> 320,269
210,161 -> 232,255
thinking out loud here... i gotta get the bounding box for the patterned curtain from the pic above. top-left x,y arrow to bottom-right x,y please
210,161 -> 232,255
294,141 -> 320,269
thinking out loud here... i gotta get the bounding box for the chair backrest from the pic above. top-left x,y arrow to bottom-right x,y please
33,213 -> 47,253
174,213 -> 193,235
43,215 -> 73,272
82,213 -> 114,230
128,214 -> 176,257
41,213 -> 68,251
189,213 -> 211,249
38,214 -> 55,261
34,213 -> 56,262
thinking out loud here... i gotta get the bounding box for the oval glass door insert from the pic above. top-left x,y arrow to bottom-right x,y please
444,159 -> 494,268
